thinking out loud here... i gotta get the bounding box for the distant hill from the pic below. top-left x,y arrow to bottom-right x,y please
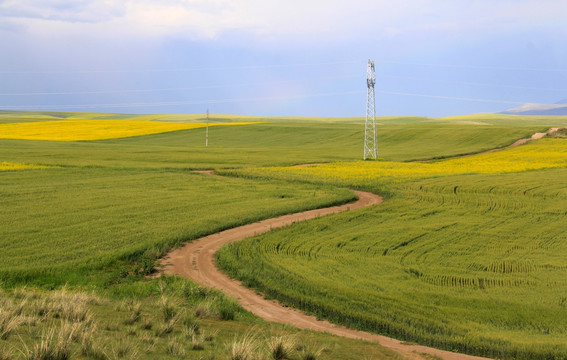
502,99 -> 567,115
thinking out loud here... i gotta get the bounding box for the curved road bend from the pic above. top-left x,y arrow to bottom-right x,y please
159,188 -> 490,360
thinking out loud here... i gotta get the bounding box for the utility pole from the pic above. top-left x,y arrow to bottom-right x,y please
364,59 -> 378,160
206,108 -> 209,147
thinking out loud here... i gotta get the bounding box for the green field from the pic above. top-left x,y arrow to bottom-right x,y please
2,110 -> 567,359
0,167 -> 354,286
218,145 -> 567,358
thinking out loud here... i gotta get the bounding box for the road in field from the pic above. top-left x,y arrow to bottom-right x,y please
157,128 -> 567,359
158,187 -> 490,360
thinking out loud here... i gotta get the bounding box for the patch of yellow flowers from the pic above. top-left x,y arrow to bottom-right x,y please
241,139 -> 567,184
0,120 -> 261,141
0,162 -> 53,171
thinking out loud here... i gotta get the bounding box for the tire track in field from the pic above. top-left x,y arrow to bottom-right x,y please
157,181 -> 490,360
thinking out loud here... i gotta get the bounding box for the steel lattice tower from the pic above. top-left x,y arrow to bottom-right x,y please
364,59 -> 378,160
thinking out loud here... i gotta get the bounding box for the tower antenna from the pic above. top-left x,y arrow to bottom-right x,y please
364,60 -> 378,160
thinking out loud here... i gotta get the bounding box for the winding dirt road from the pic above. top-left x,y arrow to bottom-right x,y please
158,189 -> 489,360
157,128 -> 567,359
156,128 -> 559,360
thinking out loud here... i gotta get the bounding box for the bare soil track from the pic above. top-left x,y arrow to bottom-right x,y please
485,127 -> 560,152
158,128 -> 567,358
158,189 -> 489,360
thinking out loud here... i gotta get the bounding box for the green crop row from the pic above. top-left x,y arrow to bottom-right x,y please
0,166 -> 354,287
217,165 -> 567,359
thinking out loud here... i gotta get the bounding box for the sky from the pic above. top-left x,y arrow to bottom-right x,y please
1,0 -> 567,117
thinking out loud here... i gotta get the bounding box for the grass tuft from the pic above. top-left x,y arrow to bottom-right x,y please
299,346 -> 323,360
155,313 -> 181,337
0,310 -> 24,340
229,332 -> 259,360
23,322 -> 76,360
167,337 -> 186,358
158,296 -> 177,322
191,332 -> 206,350
267,335 -> 296,360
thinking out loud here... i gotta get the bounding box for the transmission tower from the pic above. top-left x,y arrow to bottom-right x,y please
364,59 -> 378,160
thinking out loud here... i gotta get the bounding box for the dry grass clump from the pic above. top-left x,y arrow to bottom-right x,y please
0,309 -> 24,340
191,332 -> 205,350
122,301 -> 142,325
22,322 -> 77,360
26,287 -> 98,326
140,317 -> 153,330
1,286 -> 331,360
154,313 -> 181,338
266,335 -> 296,360
299,346 -> 323,360
79,325 -> 107,360
50,287 -> 100,306
181,314 -> 200,335
167,337 -> 187,358
58,300 -> 93,324
110,339 -> 138,359
158,296 -> 177,322
195,299 -> 215,318
1,287 -> 103,359
229,332 -> 260,360
0,346 -> 15,360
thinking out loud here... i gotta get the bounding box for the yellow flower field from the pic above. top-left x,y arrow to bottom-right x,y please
0,120 -> 260,141
0,162 -> 53,171
237,139 -> 567,184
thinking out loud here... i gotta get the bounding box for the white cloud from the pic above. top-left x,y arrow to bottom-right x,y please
1,0 -> 566,43
0,0 -> 126,22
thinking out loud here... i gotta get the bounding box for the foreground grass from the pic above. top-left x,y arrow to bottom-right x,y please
218,156 -> 567,358
0,278 -> 404,360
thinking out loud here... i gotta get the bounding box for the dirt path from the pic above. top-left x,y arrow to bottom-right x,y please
477,127 -> 560,154
158,189 -> 489,360
158,128 -> 566,359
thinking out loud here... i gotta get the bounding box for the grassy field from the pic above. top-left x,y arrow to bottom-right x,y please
0,120 -> 259,141
226,138 -> 567,194
218,141 -> 567,359
0,166 -> 354,287
0,111 -> 390,359
0,279 -> 405,360
0,111 -> 552,169
2,110 -> 567,359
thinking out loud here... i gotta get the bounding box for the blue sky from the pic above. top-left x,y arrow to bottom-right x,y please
1,0 -> 566,117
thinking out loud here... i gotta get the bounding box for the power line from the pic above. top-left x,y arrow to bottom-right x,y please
375,90 -> 525,105
3,73 -> 564,97
2,59 -> 565,75
1,89 -> 545,111
381,74 -> 567,93
0,74 -> 359,96
0,90 -> 365,110
0,60 -> 362,75
376,60 -> 567,73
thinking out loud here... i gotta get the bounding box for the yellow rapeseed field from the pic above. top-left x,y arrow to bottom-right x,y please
239,139 -> 567,184
0,162 -> 53,171
0,120 -> 260,141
